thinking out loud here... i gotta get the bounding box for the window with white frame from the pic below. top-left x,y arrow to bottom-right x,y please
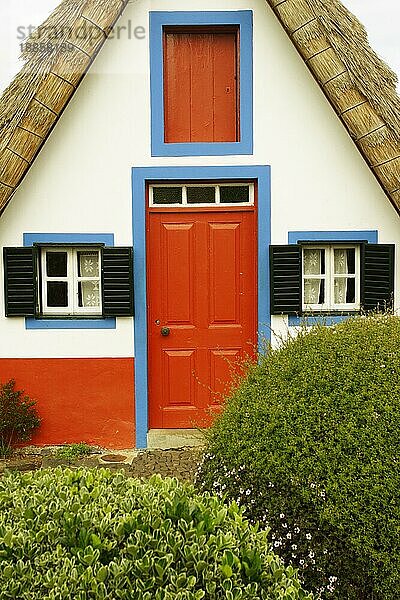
149,183 -> 254,206
302,245 -> 360,311
41,247 -> 101,316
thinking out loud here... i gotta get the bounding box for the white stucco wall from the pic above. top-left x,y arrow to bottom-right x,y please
0,0 -> 398,358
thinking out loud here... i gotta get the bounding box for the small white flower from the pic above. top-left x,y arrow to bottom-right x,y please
306,533 -> 312,540
280,513 -> 285,519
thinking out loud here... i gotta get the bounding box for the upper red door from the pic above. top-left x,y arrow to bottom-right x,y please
163,27 -> 239,143
147,205 -> 257,429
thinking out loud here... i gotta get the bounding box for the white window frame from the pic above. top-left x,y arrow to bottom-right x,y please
302,244 -> 360,312
149,182 -> 254,207
41,247 -> 102,316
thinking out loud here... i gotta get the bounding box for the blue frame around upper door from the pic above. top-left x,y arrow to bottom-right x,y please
150,11 -> 253,157
132,165 -> 270,448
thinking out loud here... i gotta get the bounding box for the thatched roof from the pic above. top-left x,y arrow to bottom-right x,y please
0,0 -> 399,215
267,0 -> 400,212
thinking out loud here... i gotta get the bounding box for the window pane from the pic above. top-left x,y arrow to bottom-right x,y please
78,251 -> 99,277
303,249 -> 325,275
334,248 -> 355,275
47,282 -> 68,307
334,277 -> 355,304
46,252 -> 67,277
187,187 -> 216,204
152,187 -> 182,204
78,282 -> 100,308
220,186 -> 249,203
304,278 -> 324,305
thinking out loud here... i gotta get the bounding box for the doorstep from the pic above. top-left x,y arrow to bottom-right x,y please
147,429 -> 205,450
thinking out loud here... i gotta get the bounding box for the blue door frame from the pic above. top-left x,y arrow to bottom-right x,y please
132,165 -> 271,448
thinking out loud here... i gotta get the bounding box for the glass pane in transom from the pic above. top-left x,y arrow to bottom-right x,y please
78,251 -> 99,278
46,252 -> 67,277
220,185 -> 249,203
152,187 -> 182,204
187,186 -> 216,204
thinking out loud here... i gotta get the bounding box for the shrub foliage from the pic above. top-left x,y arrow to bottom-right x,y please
0,468 -> 312,599
197,314 -> 400,599
0,379 -> 40,457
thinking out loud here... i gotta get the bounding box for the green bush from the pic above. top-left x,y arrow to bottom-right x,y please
0,379 -> 40,458
197,314 -> 400,599
0,468 -> 312,599
54,442 -> 93,462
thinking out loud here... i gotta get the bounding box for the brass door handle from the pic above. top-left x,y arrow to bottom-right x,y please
160,327 -> 170,336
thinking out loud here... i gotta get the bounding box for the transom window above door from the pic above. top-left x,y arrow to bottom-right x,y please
149,183 -> 254,207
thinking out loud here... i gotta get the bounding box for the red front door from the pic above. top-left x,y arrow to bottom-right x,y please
147,206 -> 257,428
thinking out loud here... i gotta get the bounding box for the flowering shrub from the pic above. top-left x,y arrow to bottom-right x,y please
197,314 -> 400,599
0,468 -> 313,599
0,379 -> 40,457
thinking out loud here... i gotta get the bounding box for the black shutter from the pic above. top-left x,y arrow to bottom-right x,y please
101,247 -> 134,317
270,245 -> 302,315
361,243 -> 394,312
4,247 -> 37,317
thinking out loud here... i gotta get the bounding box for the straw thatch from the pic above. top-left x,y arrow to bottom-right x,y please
266,0 -> 400,212
0,0 -> 129,212
0,0 -> 399,215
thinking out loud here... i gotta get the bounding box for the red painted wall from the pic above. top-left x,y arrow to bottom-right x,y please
0,358 -> 135,449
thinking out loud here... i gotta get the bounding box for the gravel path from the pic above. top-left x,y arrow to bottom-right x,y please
1,447 -> 204,483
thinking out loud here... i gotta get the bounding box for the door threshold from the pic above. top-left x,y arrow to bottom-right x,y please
147,429 -> 205,450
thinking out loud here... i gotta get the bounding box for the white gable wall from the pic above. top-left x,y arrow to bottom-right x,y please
0,0 -> 398,358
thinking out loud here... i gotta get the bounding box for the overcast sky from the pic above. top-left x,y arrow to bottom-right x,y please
0,0 -> 399,93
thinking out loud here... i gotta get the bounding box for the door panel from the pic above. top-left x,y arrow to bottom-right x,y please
208,222 -> 240,324
162,223 -> 194,324
163,30 -> 238,143
209,348 -> 241,408
147,209 -> 256,428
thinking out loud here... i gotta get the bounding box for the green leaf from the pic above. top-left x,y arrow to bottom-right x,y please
91,533 -> 102,549
96,566 -> 108,583
220,564 -> 233,579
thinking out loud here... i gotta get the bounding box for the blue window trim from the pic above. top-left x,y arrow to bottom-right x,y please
132,165 -> 270,448
287,230 -> 378,326
24,233 -> 116,330
150,11 -> 253,157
